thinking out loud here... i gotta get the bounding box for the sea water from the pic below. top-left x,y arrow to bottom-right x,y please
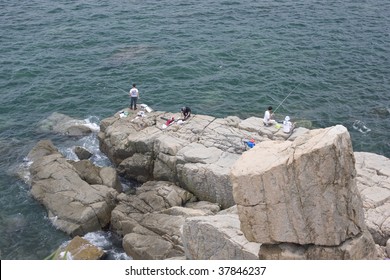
0,0 -> 389,259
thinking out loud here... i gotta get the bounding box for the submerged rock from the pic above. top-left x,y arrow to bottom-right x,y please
37,112 -> 98,136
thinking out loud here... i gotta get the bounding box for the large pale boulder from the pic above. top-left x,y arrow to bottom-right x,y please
231,125 -> 369,247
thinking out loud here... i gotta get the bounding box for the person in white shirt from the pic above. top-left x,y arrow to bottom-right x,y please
283,116 -> 295,134
263,106 -> 276,126
129,83 -> 139,110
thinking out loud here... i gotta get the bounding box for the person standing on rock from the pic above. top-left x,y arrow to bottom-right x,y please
129,83 -> 139,110
263,106 -> 276,126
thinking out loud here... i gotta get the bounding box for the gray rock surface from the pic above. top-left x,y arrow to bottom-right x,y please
98,109 -> 308,208
231,125 -> 367,246
230,125 -> 377,259
26,110 -> 390,260
355,152 -> 390,246
70,160 -> 122,193
74,146 -> 93,160
111,181 -> 218,259
182,213 -> 261,260
28,140 -> 119,236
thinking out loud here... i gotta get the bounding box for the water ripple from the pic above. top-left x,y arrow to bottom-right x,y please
1,0 -> 390,259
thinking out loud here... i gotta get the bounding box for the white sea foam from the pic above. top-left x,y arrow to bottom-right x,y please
12,157 -> 33,184
83,231 -> 112,249
83,116 -> 100,132
57,116 -> 112,166
59,250 -> 73,260
83,231 -> 131,260
352,120 -> 371,134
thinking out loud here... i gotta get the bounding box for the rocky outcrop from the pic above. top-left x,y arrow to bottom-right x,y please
97,110 -> 389,259
98,109 -> 309,208
26,110 -> 390,260
355,152 -> 390,246
28,140 -> 119,236
69,159 -> 122,193
110,180 -> 220,259
231,125 -> 377,259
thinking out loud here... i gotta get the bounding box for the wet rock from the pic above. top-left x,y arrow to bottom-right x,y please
74,146 -> 93,160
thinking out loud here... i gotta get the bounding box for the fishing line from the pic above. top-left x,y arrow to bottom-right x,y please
273,81 -> 303,114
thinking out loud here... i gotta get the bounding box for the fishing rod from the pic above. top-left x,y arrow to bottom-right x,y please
273,81 -> 303,113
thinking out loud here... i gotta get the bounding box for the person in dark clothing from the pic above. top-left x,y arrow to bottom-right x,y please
180,106 -> 191,120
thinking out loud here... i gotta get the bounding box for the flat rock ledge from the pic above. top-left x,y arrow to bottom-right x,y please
98,109 -> 309,209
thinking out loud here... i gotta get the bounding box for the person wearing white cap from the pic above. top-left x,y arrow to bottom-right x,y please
283,116 -> 295,134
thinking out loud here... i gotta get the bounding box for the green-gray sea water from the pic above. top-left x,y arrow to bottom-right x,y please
1,0 -> 389,259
